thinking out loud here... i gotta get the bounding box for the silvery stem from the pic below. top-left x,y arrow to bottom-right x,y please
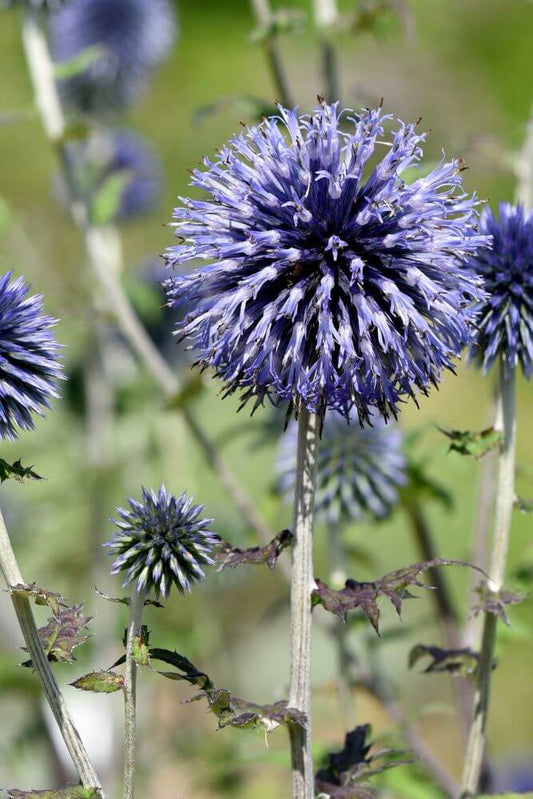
123,588 -> 147,799
460,362 -> 516,797
250,0 -> 294,106
288,409 -> 319,799
312,0 -> 341,102
0,508 -> 104,795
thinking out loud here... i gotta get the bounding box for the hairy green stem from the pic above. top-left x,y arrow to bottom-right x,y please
123,588 -> 147,799
288,409 -> 319,799
461,363 -> 516,797
250,0 -> 294,106
0,508 -> 104,794
19,7 -> 275,553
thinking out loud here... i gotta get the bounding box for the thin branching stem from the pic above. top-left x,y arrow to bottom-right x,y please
19,7 -> 274,551
0,508 -> 104,795
123,588 -> 147,799
288,409 -> 319,799
461,362 -> 516,797
250,0 -> 294,106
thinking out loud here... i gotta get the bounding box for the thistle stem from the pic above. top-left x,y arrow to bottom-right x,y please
461,362 -> 516,797
288,408 -> 319,799
250,0 -> 294,106
19,8 -> 275,552
0,508 -> 104,795
123,588 -> 147,799
312,0 -> 341,102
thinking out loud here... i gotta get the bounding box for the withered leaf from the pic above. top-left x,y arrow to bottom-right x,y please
207,688 -> 306,732
312,559 -> 482,634
22,605 -> 92,667
4,788 -> 99,798
439,426 -> 502,459
409,645 -> 480,677
95,588 -> 164,608
315,724 -> 411,798
0,458 -> 43,484
216,529 -> 293,572
10,583 -> 64,616
473,584 -> 526,627
70,671 -> 124,694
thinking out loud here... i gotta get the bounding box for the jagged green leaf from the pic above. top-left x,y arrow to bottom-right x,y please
312,559 -> 484,635
21,605 -> 91,667
0,458 -> 42,484
409,644 -> 480,677
10,583 -> 63,616
439,426 -> 502,458
70,671 -> 124,694
95,588 -> 164,608
216,529 -> 293,572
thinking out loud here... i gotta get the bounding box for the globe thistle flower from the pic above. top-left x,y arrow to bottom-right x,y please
56,129 -> 161,223
165,101 -> 488,424
106,486 -> 219,598
468,203 -> 533,378
278,410 -> 406,524
50,0 -> 177,112
0,271 -> 63,441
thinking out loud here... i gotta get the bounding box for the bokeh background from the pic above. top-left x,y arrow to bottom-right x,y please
0,1 -> 533,796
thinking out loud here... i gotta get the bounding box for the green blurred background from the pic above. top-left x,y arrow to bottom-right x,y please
0,1 -> 532,796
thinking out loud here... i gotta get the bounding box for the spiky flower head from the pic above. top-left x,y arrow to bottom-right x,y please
56,129 -> 161,223
278,410 -> 406,524
106,486 -> 219,598
165,101 -> 488,425
50,0 -> 177,112
0,272 -> 63,440
468,203 -> 533,378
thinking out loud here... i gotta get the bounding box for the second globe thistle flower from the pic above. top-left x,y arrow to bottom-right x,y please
165,101 -> 488,424
106,486 -> 219,599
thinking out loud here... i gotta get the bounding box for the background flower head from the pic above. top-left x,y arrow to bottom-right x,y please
106,485 -> 219,598
468,203 -> 533,378
0,271 -> 63,441
50,0 -> 177,112
278,409 -> 406,524
165,101 -> 488,424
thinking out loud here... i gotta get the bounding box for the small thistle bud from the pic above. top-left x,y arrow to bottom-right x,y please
105,486 -> 219,598
278,410 -> 406,524
0,271 -> 63,440
468,203 -> 533,378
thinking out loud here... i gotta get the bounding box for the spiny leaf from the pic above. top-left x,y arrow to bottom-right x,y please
216,529 -> 293,572
21,605 -> 91,667
3,788 -> 99,798
0,458 -> 43,483
409,645 -> 480,677
95,588 -> 164,608
312,559 -> 484,635
148,648 -> 215,692
10,583 -> 64,616
315,724 -> 412,798
206,689 -> 306,732
70,671 -> 124,694
473,584 -> 526,627
439,426 -> 502,459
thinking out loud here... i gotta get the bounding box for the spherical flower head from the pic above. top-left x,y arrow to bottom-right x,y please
278,409 -> 406,524
165,101 -> 488,425
50,0 -> 177,112
0,271 -> 63,440
55,129 -> 161,223
105,486 -> 219,599
468,203 -> 533,378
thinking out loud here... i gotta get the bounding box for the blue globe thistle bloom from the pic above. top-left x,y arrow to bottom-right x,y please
165,102 -> 488,424
278,410 -> 406,524
0,271 -> 63,441
106,486 -> 219,598
56,129 -> 161,222
50,0 -> 177,112
468,203 -> 533,378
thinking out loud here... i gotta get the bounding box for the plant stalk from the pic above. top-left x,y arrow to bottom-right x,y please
0,508 -> 104,795
123,588 -> 147,799
288,408 -> 319,799
312,0 -> 340,102
19,7 -> 275,552
460,362 -> 516,797
250,0 -> 294,106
